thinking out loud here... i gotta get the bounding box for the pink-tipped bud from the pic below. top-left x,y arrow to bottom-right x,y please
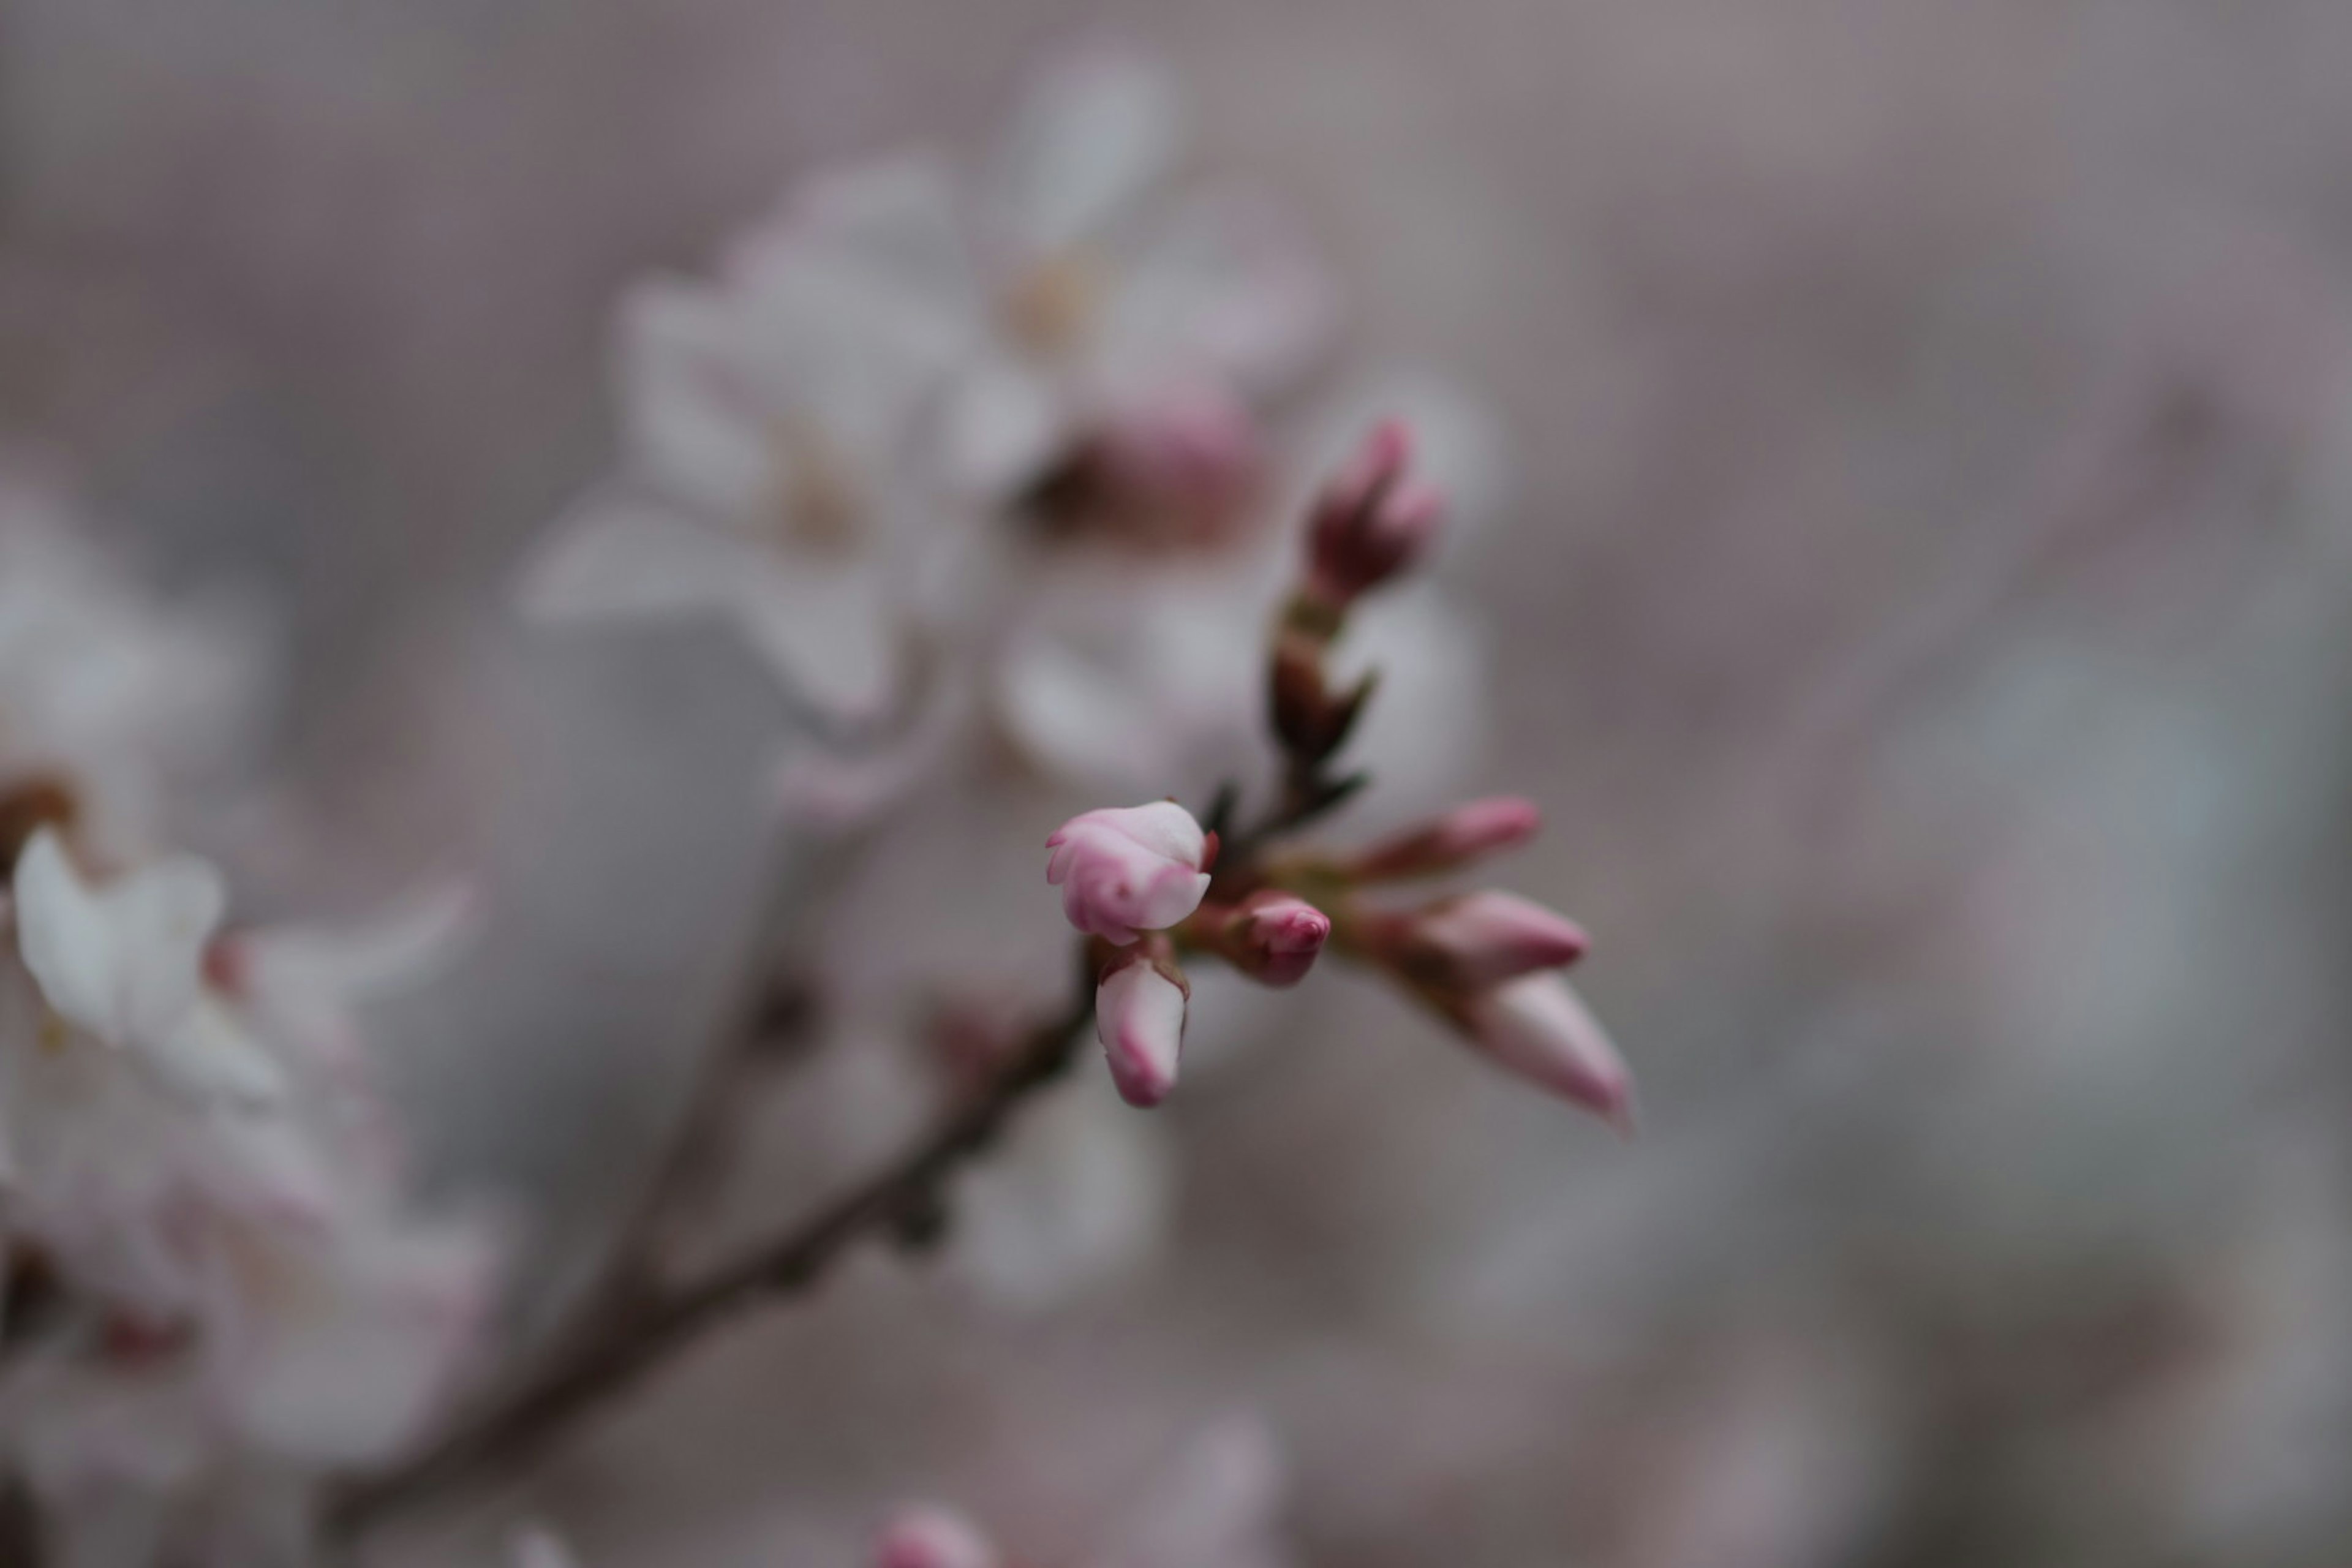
1047,802 -> 1214,945
1354,796 -> 1544,880
1409,891 -> 1588,989
1226,891 -> 1332,987
1457,973 -> 1634,1130
1305,419 -> 1446,605
1095,948 -> 1191,1107
874,1505 -> 1000,1568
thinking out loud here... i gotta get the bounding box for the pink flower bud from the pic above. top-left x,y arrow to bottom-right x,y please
1410,891 -> 1588,989
874,1505 -> 999,1568
1227,891 -> 1332,987
1457,973 -> 1634,1130
1096,949 -> 1190,1107
1306,419 -> 1446,604
1353,796 -> 1543,880
1047,802 -> 1214,945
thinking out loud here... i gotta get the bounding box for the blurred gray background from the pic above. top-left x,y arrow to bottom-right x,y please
9,1 -> 2352,1564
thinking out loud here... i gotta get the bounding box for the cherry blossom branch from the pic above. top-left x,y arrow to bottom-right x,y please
333,417 -> 1607,1539
332,767 -> 1356,1534
329,963 -> 1098,1537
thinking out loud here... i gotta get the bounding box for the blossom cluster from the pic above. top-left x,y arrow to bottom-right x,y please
0,494 -> 492,1563
0,36 -> 1623,1568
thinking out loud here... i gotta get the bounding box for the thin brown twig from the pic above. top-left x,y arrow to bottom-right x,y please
326,974 -> 1097,1537
334,537 -> 1388,1540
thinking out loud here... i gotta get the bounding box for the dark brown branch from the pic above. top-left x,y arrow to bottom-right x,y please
328,982 -> 1096,1537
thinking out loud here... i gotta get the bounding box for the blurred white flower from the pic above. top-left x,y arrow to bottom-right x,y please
522,156 -> 986,725
13,827 -> 282,1109
994,402 -> 1496,813
0,474 -> 260,862
0,834 -> 495,1561
941,45 -> 1337,537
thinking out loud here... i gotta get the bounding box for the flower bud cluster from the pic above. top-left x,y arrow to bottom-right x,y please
1336,799 -> 1632,1129
1044,787 -> 1629,1127
1042,423 -> 1630,1128
1047,799 -> 1335,1107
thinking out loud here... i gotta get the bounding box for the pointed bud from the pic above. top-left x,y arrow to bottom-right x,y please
874,1505 -> 1000,1568
1305,419 -> 1446,605
1455,973 -> 1634,1129
1095,948 -> 1190,1107
1406,891 -> 1587,989
1352,796 -> 1543,880
1218,891 -> 1332,987
1047,802 -> 1213,945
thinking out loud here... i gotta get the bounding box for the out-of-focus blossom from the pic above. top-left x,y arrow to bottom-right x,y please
941,47 -> 1336,543
13,827 -> 282,1109
874,1502 -> 1001,1568
0,831 -> 496,1561
1455,973 -> 1634,1129
994,463 -> 1493,813
0,475 -> 259,863
1046,802 -> 1213,945
521,157 -> 982,724
1094,949 -> 1189,1108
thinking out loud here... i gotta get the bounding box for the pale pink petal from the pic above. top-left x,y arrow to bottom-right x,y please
1460,974 -> 1634,1129
1098,185 -> 1339,401
614,277 -> 785,519
1096,959 -> 1188,1107
17,832 -> 215,1047
723,558 -> 903,723
518,489 -> 763,625
1412,892 -> 1588,988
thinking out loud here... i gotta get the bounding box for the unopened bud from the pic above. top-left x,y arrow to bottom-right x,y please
1407,891 -> 1587,989
1454,973 -> 1634,1130
1305,419 -> 1445,605
1047,802 -> 1214,945
874,1505 -> 1000,1568
1210,891 -> 1332,987
1095,947 -> 1191,1107
1353,796 -> 1542,880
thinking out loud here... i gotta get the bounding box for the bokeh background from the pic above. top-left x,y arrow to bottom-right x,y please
8,1 -> 2352,1563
